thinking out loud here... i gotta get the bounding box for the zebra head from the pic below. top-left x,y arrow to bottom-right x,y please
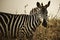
36,1 -> 50,27
36,1 -> 50,20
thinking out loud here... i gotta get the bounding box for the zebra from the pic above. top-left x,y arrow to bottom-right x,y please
0,12 -> 41,40
30,1 -> 50,27
0,1 -> 50,40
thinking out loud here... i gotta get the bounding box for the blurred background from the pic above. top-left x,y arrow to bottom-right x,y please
0,0 -> 60,18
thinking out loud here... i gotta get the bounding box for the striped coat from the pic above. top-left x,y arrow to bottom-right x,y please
0,12 -> 41,40
0,1 -> 50,40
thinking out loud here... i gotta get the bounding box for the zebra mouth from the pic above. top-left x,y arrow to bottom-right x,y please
42,19 -> 47,27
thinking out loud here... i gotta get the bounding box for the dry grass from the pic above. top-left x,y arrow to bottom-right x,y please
33,18 -> 60,40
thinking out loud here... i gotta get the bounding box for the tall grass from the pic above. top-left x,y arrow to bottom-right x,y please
33,19 -> 60,40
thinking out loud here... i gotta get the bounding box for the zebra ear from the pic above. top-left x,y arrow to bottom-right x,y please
36,2 -> 41,8
41,3 -> 43,7
45,1 -> 50,8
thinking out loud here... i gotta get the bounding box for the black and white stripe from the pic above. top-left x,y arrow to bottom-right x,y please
30,1 -> 50,27
0,1 -> 50,40
0,12 -> 41,40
